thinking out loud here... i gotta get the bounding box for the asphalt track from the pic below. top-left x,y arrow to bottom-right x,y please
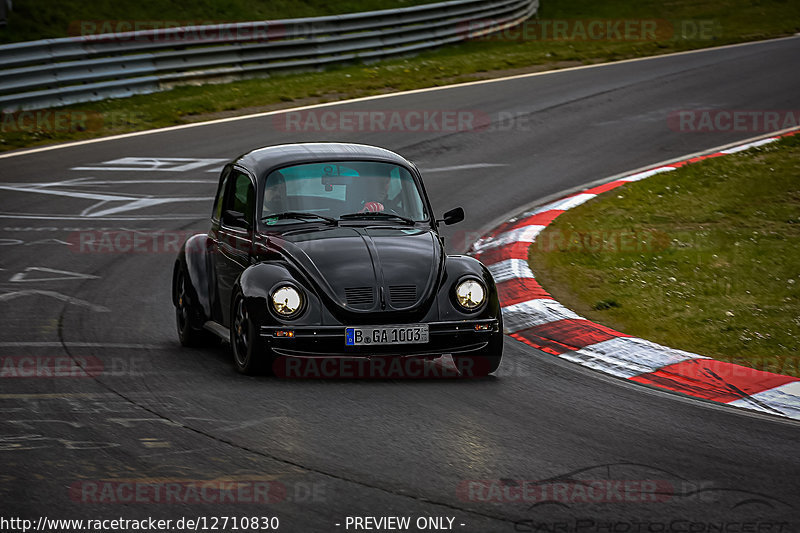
1,37 -> 799,532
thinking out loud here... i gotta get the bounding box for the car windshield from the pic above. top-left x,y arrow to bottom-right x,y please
261,161 -> 427,224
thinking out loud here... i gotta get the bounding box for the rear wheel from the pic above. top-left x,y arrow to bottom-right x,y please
230,293 -> 273,375
175,269 -> 208,347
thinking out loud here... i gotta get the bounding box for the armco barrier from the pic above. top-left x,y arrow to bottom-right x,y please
0,0 -> 537,112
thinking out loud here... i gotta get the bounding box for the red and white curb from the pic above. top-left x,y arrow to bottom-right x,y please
469,129 -> 800,420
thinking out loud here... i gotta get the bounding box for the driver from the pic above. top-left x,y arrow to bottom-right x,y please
361,173 -> 400,213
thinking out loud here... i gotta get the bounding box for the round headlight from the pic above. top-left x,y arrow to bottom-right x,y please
271,286 -> 303,317
455,279 -> 486,311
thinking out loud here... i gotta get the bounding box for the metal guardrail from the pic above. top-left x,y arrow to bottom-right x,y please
0,0 -> 538,112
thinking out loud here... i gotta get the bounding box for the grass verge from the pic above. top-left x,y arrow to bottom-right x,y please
529,134 -> 800,378
1,0 -> 800,152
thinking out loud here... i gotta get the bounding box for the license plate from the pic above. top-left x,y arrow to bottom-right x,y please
345,325 -> 429,346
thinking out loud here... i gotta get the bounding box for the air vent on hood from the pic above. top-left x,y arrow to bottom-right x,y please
389,285 -> 417,306
345,287 -> 374,307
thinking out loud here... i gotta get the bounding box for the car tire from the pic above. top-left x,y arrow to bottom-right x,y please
175,269 -> 210,347
230,292 -> 273,375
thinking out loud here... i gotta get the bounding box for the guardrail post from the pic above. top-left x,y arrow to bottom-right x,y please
0,0 -> 11,27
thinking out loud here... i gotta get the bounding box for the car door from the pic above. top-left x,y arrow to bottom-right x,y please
213,167 -> 256,327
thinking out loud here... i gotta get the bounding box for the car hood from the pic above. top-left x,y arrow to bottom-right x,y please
268,225 -> 442,314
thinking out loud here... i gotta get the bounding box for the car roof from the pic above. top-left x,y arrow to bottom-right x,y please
234,142 -> 415,178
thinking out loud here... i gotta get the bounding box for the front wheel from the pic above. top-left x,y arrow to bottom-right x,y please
230,293 -> 273,375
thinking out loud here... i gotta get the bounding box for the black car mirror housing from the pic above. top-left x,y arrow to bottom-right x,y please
439,207 -> 465,226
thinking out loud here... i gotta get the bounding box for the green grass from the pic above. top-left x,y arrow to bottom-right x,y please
529,134 -> 800,377
1,0 -> 800,151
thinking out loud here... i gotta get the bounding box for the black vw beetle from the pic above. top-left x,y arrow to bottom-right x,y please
172,142 -> 503,376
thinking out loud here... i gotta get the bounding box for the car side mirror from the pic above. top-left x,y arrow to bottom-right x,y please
439,207 -> 465,226
223,209 -> 250,229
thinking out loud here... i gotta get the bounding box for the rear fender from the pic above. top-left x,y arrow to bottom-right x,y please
173,234 -> 213,328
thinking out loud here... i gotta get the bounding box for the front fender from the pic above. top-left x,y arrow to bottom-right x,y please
173,234 -> 213,327
237,262 -> 323,327
436,255 -> 501,323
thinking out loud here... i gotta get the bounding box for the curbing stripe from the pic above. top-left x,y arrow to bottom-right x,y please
486,258 -> 535,283
471,128 -> 800,420
471,225 -> 546,252
563,337 -> 707,380
728,382 -> 800,419
532,193 -> 597,213
719,138 -> 778,154
630,359 -> 798,404
579,180 -> 630,195
503,299 -> 581,334
474,241 -> 532,266
618,166 -> 676,182
471,210 -> 564,251
496,278 -> 552,306
512,318 -> 628,355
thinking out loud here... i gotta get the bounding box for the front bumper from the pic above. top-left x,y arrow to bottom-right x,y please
261,319 -> 499,358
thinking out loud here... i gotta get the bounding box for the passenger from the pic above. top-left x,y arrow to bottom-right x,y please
264,173 -> 286,214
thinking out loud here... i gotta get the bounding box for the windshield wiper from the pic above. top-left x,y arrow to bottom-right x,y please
262,211 -> 338,225
339,212 -> 416,225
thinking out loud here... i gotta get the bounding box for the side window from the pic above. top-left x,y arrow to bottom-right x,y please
211,167 -> 231,221
222,170 -> 255,227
